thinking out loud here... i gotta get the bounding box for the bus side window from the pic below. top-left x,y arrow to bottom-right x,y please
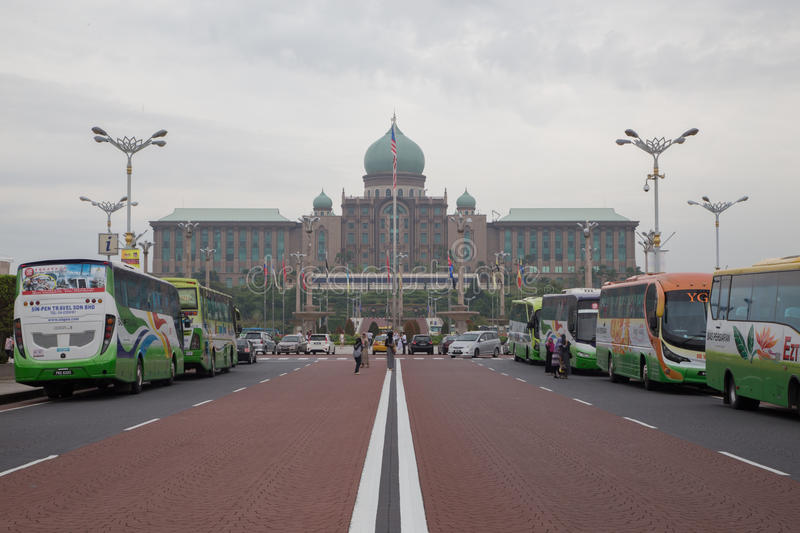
709,277 -> 720,319
645,283 -> 658,334
728,274 -> 753,321
776,271 -> 800,332
717,276 -> 731,320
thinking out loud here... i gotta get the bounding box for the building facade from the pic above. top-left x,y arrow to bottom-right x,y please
150,118 -> 639,288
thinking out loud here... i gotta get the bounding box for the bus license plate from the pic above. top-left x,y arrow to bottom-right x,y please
54,368 -> 73,376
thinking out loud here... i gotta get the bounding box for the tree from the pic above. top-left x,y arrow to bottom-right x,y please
344,318 -> 355,336
403,320 -> 420,336
0,275 -> 14,363
368,321 -> 380,336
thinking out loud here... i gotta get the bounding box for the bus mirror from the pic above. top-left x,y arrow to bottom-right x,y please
655,283 -> 665,317
182,315 -> 192,329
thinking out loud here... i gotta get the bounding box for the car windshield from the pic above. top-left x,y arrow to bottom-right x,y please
414,336 -> 430,342
310,335 -> 327,341
375,335 -> 387,342
457,333 -> 479,341
282,335 -> 300,342
244,332 -> 262,339
662,290 -> 709,350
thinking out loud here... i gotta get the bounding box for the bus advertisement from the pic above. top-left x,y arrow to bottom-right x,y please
164,278 -> 238,376
14,259 -> 185,398
596,273 -> 711,390
705,256 -> 800,412
509,297 -> 542,363
539,289 -> 601,372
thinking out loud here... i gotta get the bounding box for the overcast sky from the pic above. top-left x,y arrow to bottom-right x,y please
1,1 -> 797,274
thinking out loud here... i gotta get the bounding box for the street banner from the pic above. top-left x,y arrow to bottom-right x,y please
121,249 -> 140,269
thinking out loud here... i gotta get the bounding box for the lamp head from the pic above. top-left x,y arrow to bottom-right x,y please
151,140 -> 166,147
624,129 -> 639,138
119,196 -> 128,202
91,126 -> 108,136
130,201 -> 139,206
93,136 -> 109,143
79,196 -> 91,202
151,129 -> 168,138
702,196 -> 710,202
687,200 -> 698,205
643,182 -> 650,192
681,128 -> 699,137
615,139 -> 632,145
674,137 -> 685,144
737,195 -> 749,203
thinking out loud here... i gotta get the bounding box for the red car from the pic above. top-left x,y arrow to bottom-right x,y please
438,335 -> 456,355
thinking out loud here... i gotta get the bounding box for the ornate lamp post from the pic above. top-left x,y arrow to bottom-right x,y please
577,221 -> 598,287
178,221 -> 200,278
91,126 -> 167,248
616,127 -> 698,272
138,240 -> 154,273
493,251 -> 509,320
637,231 -> 656,274
200,247 -> 215,287
687,195 -> 748,270
80,195 -> 135,259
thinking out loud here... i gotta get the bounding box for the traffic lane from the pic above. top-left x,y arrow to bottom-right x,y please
1,361 -> 385,532
0,360 -> 305,472
495,358 -> 800,477
403,359 -> 800,532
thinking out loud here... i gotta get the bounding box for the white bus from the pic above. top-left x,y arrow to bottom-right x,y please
14,259 -> 185,398
539,288 -> 601,372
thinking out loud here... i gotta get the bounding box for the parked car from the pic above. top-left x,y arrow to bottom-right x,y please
372,334 -> 387,354
409,334 -> 434,354
275,334 -> 308,354
236,338 -> 258,364
438,335 -> 457,355
239,331 -> 275,355
448,331 -> 502,358
308,333 -> 335,354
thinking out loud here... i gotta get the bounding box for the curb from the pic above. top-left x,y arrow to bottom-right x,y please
0,386 -> 44,405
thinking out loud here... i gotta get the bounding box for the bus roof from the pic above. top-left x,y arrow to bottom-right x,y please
18,259 -> 170,283
543,288 -> 599,300
601,272 -> 711,292
512,296 -> 542,308
717,255 -> 800,276
163,277 -> 233,298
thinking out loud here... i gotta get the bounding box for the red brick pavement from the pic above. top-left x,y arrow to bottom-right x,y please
403,360 -> 800,533
0,362 -> 384,533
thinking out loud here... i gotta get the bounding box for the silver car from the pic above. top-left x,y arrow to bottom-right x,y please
276,334 -> 309,355
448,331 -> 502,358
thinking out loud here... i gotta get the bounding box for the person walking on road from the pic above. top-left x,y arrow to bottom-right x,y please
360,333 -> 370,368
396,333 -> 404,356
385,331 -> 395,370
353,335 -> 363,375
4,337 -> 13,362
401,333 -> 408,355
554,334 -> 570,378
367,331 -> 373,349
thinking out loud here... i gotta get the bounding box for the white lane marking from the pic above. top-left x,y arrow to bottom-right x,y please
192,400 -> 213,407
433,357 -> 443,360
233,387 -> 247,393
395,360 -> 429,532
0,455 -> 58,478
488,368 -> 496,372
279,372 -> 287,377
298,357 -> 309,360
711,396 -> 724,400
260,378 -> 271,383
539,386 -> 553,392
0,401 -> 49,414
337,357 -> 347,361
318,357 -> 329,360
624,417 -> 657,429
293,367 -> 301,372
516,378 -> 526,383
718,451 -> 790,476
349,370 -> 392,532
305,363 -> 312,367
573,398 -> 593,406
124,418 -> 160,431
501,372 -> 509,376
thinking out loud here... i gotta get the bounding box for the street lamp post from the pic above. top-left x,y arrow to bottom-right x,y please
178,221 -> 200,279
636,231 -> 656,274
396,252 -> 408,327
493,251 -> 509,320
616,127 -> 699,272
91,126 -> 167,248
200,248 -> 215,287
577,221 -> 598,287
80,195 -> 136,259
290,252 -> 306,332
687,195 -> 749,270
138,240 -> 154,273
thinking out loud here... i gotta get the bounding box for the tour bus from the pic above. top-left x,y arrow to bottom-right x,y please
596,273 -> 711,389
14,259 -> 185,398
539,289 -> 601,372
509,297 -> 542,363
164,278 -> 238,376
705,256 -> 800,412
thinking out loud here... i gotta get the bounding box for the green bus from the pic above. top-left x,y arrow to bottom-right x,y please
706,256 -> 800,412
509,297 -> 542,363
540,289 -> 601,373
164,278 -> 238,376
14,259 -> 185,398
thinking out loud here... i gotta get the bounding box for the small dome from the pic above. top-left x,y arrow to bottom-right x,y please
313,189 -> 333,210
456,189 -> 476,209
364,121 -> 425,175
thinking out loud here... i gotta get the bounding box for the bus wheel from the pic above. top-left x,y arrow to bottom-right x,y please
44,383 -> 69,399
641,359 -> 656,391
164,358 -> 176,386
207,353 -> 216,378
726,374 -> 759,410
130,359 -> 144,394
790,380 -> 800,417
609,356 -> 621,383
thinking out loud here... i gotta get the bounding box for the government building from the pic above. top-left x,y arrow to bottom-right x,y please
149,117 -> 639,288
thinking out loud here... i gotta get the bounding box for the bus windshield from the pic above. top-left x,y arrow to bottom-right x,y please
576,312 -> 597,344
663,290 -> 709,350
177,288 -> 198,310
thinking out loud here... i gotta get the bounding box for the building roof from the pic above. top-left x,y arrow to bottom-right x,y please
456,189 -> 476,208
156,208 -> 291,222
364,120 -> 425,175
497,208 -> 633,223
313,189 -> 333,210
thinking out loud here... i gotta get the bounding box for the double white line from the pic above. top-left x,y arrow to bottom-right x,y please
349,360 -> 428,532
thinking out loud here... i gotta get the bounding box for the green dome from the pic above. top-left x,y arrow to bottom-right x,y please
364,123 -> 425,175
456,189 -> 476,208
313,189 -> 333,210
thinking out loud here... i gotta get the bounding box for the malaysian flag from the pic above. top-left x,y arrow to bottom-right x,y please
263,260 -> 269,287
386,251 -> 391,284
448,252 -> 455,289
282,257 -> 286,287
390,123 -> 397,190
517,261 -> 523,288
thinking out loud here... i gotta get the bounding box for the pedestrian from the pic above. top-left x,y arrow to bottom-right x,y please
353,335 -> 363,375
385,331 -> 395,370
367,331 -> 373,349
551,336 -> 561,378
401,332 -> 408,355
4,336 -> 13,361
360,333 -> 370,368
396,333 -> 404,356
545,336 -> 556,374
557,334 -> 571,378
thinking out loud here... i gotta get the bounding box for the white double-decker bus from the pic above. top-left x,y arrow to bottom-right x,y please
13,259 -> 185,398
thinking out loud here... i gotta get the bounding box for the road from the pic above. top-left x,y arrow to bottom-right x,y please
1,353 -> 798,532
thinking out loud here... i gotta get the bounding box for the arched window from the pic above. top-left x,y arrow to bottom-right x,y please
409,189 -> 414,197
386,188 -> 391,197
317,230 -> 326,261
398,189 -> 404,197
367,190 -> 371,197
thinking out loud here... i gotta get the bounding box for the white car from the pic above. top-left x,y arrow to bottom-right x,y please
448,331 -> 502,358
308,333 -> 335,355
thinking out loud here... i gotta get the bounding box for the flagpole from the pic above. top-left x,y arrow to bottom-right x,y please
390,114 -> 398,330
